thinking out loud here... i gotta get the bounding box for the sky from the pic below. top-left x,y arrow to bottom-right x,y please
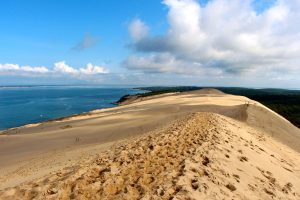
0,0 -> 299,88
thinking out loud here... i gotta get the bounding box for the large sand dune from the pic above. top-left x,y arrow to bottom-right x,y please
0,89 -> 299,199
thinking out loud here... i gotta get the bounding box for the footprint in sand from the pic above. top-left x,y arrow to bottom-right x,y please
239,156 -> 248,162
226,183 -> 236,191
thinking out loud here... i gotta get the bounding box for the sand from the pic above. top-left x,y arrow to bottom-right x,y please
0,89 -> 299,199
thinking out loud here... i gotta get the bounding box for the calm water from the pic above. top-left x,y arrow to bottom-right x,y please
0,86 -> 144,130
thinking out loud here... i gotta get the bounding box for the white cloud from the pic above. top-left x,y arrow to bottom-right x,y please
0,63 -> 49,74
21,66 -> 49,73
0,61 -> 108,77
125,0 -> 300,79
54,61 -> 79,75
79,63 -> 108,75
0,64 -> 20,71
54,61 -> 108,75
128,19 -> 149,41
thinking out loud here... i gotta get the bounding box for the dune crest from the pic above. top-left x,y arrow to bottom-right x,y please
1,112 -> 299,200
189,88 -> 225,95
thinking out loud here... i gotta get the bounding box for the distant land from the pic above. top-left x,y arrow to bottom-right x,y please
116,86 -> 300,128
1,85 -> 299,130
1,88 -> 299,199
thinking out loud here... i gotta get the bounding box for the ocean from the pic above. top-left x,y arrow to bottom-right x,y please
0,86 -> 144,130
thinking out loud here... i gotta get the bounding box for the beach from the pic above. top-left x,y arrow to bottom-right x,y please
0,86 -> 144,130
0,89 -> 299,199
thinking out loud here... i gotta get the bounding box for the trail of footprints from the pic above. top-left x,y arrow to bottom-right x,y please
0,112 -> 299,200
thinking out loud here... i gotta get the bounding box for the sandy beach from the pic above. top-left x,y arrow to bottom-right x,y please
0,89 -> 299,199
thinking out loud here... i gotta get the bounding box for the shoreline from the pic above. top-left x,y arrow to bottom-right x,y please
0,92 -> 171,134
0,88 -> 216,135
0,89 -> 153,133
0,88 -> 299,198
0,87 -> 189,133
1,85 -> 300,133
0,106 -> 120,134
0,106 -> 114,134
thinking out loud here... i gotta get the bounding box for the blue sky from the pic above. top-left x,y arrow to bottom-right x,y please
0,0 -> 299,88
0,0 -> 166,70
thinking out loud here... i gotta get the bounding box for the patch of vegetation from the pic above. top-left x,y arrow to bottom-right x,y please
115,86 -> 201,104
117,86 -> 300,128
216,87 -> 300,128
135,86 -> 201,97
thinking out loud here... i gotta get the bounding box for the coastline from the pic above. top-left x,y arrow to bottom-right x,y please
0,88 -> 151,133
0,107 -> 110,134
0,106 -> 108,134
0,87 -> 185,134
2,86 -> 300,133
0,88 -> 299,198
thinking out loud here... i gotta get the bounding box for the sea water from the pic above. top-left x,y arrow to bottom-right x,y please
0,86 -> 144,130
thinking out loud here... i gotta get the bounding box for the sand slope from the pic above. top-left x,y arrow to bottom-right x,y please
245,103 -> 300,151
1,112 -> 299,200
0,89 -> 299,199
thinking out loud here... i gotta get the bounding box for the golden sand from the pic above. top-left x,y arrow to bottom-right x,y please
0,89 -> 299,199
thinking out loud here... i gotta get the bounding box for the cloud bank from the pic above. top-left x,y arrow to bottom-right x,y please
125,0 -> 300,79
0,62 -> 108,77
0,64 -> 49,75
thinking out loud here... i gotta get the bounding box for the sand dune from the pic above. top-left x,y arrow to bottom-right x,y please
0,89 -> 299,199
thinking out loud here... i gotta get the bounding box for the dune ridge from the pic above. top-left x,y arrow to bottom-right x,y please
1,112 -> 299,200
0,89 -> 299,199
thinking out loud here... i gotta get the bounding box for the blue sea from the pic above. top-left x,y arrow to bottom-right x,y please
0,86 -> 145,130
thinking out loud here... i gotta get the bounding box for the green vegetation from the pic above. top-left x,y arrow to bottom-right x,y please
114,86 -> 200,104
216,87 -> 300,128
136,86 -> 201,97
118,86 -> 300,128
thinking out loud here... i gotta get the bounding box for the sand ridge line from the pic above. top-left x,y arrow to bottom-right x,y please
1,112 -> 299,200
